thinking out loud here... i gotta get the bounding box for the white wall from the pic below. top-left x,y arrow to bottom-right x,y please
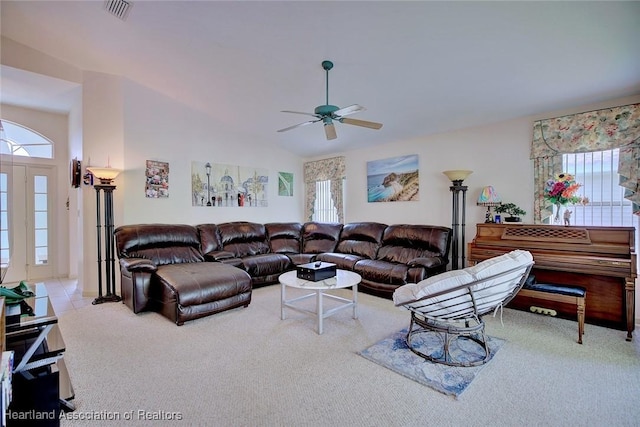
340,116 -> 533,230
119,80 -> 303,225
67,87 -> 83,279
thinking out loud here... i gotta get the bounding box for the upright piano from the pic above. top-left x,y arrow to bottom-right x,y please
468,223 -> 636,340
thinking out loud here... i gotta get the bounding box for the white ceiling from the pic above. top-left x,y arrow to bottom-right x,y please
1,1 -> 639,157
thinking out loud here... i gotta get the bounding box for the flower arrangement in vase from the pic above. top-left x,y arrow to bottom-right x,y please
544,173 -> 588,224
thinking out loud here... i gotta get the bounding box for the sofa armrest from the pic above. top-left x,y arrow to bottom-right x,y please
407,256 -> 447,270
119,258 -> 156,314
120,257 -> 157,273
204,250 -> 237,262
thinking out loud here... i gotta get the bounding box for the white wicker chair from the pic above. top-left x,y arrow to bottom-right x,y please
393,250 -> 534,367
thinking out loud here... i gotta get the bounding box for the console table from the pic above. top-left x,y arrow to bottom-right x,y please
6,283 -> 75,423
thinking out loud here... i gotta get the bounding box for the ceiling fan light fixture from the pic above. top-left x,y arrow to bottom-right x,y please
324,122 -> 337,140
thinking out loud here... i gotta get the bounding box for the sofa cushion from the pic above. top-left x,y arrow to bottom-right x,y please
265,222 -> 302,254
286,253 -> 317,265
152,262 -> 253,324
115,224 -> 204,265
334,222 -> 387,259
301,222 -> 343,254
376,224 -> 451,264
196,223 -> 223,254
316,252 -> 366,270
154,262 -> 251,307
241,253 -> 293,278
218,221 -> 270,257
354,259 -> 409,286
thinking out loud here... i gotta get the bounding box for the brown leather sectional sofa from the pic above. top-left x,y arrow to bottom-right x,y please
114,221 -> 452,325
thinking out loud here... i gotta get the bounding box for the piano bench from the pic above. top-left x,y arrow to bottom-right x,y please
520,278 -> 586,344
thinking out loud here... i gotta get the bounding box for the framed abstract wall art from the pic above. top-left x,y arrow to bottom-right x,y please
278,172 -> 293,196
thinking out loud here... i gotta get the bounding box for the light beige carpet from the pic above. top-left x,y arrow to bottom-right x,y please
57,285 -> 640,426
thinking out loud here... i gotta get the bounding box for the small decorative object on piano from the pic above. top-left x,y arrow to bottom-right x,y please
296,262 -> 337,281
494,203 -> 526,222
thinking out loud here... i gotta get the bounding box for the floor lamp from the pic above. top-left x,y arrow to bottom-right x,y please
87,167 -> 122,305
443,170 -> 473,270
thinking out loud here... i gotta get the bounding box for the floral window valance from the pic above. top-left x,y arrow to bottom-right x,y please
303,156 -> 346,222
530,103 -> 640,219
303,156 -> 346,183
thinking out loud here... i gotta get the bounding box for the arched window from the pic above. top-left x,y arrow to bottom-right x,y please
0,120 -> 53,159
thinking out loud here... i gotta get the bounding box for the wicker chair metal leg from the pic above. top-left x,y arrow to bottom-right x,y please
405,313 -> 492,367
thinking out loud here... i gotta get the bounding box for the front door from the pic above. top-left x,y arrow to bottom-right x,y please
0,163 -> 55,283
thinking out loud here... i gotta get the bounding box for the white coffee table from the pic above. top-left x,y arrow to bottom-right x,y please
279,269 -> 361,334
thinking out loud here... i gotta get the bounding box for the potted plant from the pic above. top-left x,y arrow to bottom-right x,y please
494,203 -> 526,222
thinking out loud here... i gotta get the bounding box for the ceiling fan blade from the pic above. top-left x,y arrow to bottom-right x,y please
277,119 -> 320,133
324,123 -> 337,140
339,117 -> 383,130
281,110 -> 319,118
334,104 -> 366,117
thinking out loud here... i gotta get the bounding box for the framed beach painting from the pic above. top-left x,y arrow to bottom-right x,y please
367,154 -> 419,202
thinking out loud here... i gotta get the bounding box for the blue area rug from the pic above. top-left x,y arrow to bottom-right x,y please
358,329 -> 505,397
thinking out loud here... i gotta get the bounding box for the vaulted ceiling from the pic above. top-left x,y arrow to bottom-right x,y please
2,1 -> 639,157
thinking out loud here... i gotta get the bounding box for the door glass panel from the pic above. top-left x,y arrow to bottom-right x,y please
35,211 -> 48,228
0,172 -> 8,272
34,175 -> 48,266
35,247 -> 48,265
35,229 -> 48,247
34,194 -> 47,210
34,175 -> 47,192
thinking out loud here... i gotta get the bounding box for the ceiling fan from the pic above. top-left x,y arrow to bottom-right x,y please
277,60 -> 383,140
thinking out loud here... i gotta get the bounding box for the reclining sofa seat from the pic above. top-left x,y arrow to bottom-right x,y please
115,224 -> 252,325
216,221 -> 293,286
197,223 -> 244,268
316,222 -> 387,270
299,222 -> 344,260
354,224 -> 452,298
264,222 -> 310,265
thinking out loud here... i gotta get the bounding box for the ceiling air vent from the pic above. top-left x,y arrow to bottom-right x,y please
104,0 -> 133,21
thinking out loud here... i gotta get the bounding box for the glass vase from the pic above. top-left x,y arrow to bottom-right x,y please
553,203 -> 563,225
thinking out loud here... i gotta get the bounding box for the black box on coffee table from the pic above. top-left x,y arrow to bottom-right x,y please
296,262 -> 337,281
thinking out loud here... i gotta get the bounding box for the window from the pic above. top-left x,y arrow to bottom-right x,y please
563,149 -> 635,227
312,179 -> 343,223
0,120 -> 53,159
304,156 -> 346,223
